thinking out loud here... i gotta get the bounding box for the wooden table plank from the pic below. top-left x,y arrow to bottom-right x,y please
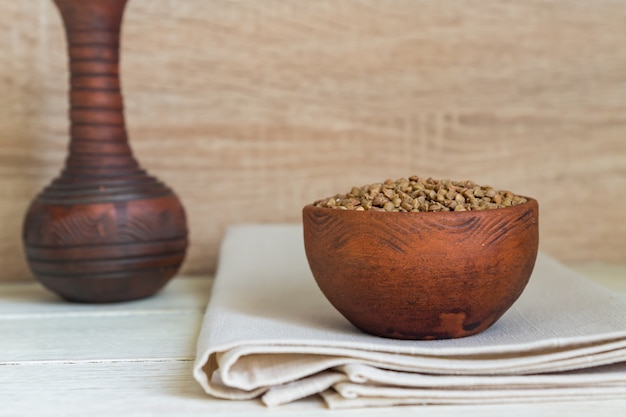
0,312 -> 202,363
0,277 -> 212,315
0,277 -> 210,364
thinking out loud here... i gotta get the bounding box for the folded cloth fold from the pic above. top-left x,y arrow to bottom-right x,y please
193,225 -> 626,408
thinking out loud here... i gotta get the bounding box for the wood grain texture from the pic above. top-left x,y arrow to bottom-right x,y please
1,0 -> 625,282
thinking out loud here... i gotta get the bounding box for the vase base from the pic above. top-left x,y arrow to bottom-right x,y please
34,268 -> 180,303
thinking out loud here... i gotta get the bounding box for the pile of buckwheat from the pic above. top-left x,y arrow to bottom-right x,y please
313,176 -> 528,212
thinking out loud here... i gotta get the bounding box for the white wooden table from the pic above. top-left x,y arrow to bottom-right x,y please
2,266 -> 626,417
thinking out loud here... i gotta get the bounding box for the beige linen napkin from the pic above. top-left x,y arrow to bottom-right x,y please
193,225 -> 626,408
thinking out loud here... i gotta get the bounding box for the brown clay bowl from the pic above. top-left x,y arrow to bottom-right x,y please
302,198 -> 539,340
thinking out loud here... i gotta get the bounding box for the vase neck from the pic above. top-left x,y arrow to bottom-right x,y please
54,0 -> 140,176
53,0 -> 128,32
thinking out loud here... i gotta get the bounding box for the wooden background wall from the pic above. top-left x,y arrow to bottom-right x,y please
1,0 -> 625,282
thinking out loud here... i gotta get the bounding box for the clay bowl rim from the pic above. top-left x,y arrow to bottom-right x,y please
303,195 -> 538,218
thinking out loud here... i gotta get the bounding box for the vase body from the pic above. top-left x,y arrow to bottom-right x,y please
22,0 -> 188,302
